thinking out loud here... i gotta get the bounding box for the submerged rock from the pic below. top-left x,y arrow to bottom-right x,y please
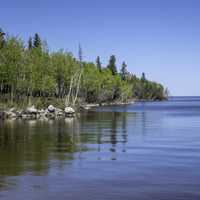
45,112 -> 55,119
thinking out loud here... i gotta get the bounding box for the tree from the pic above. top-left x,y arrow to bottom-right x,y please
107,55 -> 117,75
28,37 -> 33,50
78,44 -> 83,64
33,33 -> 42,49
141,72 -> 146,82
1,37 -> 24,102
51,51 -> 75,98
120,61 -> 128,81
96,56 -> 102,71
0,28 -> 6,49
0,29 -> 167,106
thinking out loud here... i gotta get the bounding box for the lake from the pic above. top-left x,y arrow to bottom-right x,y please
0,97 -> 200,200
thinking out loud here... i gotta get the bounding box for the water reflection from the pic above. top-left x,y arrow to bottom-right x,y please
1,98 -> 200,199
0,111 -> 131,188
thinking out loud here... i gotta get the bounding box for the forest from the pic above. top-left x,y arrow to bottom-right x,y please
0,28 -> 168,108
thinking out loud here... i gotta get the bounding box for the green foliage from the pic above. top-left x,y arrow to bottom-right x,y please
0,29 -> 167,107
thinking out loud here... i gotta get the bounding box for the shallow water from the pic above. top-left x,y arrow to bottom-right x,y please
0,97 -> 200,200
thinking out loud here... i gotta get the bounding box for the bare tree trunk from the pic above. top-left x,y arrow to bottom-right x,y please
65,72 -> 78,106
73,68 -> 83,106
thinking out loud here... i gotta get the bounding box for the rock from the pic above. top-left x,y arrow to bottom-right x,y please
57,111 -> 64,117
48,105 -> 55,113
27,105 -> 38,114
38,109 -> 45,114
55,107 -> 62,113
16,110 -> 23,118
6,111 -> 17,119
45,112 -> 55,119
64,107 -> 75,116
54,108 -> 63,116
80,104 -> 99,111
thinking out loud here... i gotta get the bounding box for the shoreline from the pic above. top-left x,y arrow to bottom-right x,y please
0,99 -> 135,120
0,98 -> 168,120
81,100 -> 135,110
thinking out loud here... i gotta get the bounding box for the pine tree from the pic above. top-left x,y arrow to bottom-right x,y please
120,61 -> 127,80
96,56 -> 102,71
33,33 -> 42,49
0,28 -> 6,49
28,37 -> 33,50
78,44 -> 83,63
107,55 -> 117,75
141,72 -> 146,82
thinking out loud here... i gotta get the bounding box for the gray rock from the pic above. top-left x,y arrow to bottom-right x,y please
45,112 -> 55,119
6,111 -> 17,119
48,105 -> 55,113
64,107 -> 75,117
64,107 -> 75,114
27,105 -> 38,114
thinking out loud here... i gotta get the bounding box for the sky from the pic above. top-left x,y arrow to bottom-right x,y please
1,0 -> 200,96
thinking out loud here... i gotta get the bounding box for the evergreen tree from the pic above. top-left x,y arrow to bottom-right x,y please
141,72 -> 146,82
96,56 -> 102,71
0,28 -> 6,49
28,37 -> 33,50
120,61 -> 127,80
78,44 -> 83,63
107,55 -> 117,75
33,33 -> 42,49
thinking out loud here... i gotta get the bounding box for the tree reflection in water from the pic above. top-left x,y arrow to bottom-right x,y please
0,111 -> 130,190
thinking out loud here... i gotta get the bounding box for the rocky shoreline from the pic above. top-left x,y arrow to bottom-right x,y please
0,105 -> 76,120
0,100 -> 135,120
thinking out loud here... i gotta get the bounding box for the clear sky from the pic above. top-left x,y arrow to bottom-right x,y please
1,0 -> 200,96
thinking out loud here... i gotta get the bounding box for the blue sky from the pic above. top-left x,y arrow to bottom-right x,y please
1,0 -> 200,96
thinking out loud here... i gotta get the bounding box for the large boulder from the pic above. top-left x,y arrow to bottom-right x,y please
48,105 -> 55,113
64,107 -> 75,115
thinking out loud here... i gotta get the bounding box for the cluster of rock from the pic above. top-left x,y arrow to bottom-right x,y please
0,105 -> 75,120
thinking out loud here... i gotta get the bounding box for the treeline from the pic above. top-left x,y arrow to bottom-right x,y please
0,28 -> 168,107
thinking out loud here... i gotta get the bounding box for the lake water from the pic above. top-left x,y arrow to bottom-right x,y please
0,97 -> 200,200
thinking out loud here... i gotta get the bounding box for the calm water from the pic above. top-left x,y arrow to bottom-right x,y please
1,97 -> 200,200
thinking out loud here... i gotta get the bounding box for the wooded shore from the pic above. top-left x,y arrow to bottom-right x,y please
0,28 -> 168,118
